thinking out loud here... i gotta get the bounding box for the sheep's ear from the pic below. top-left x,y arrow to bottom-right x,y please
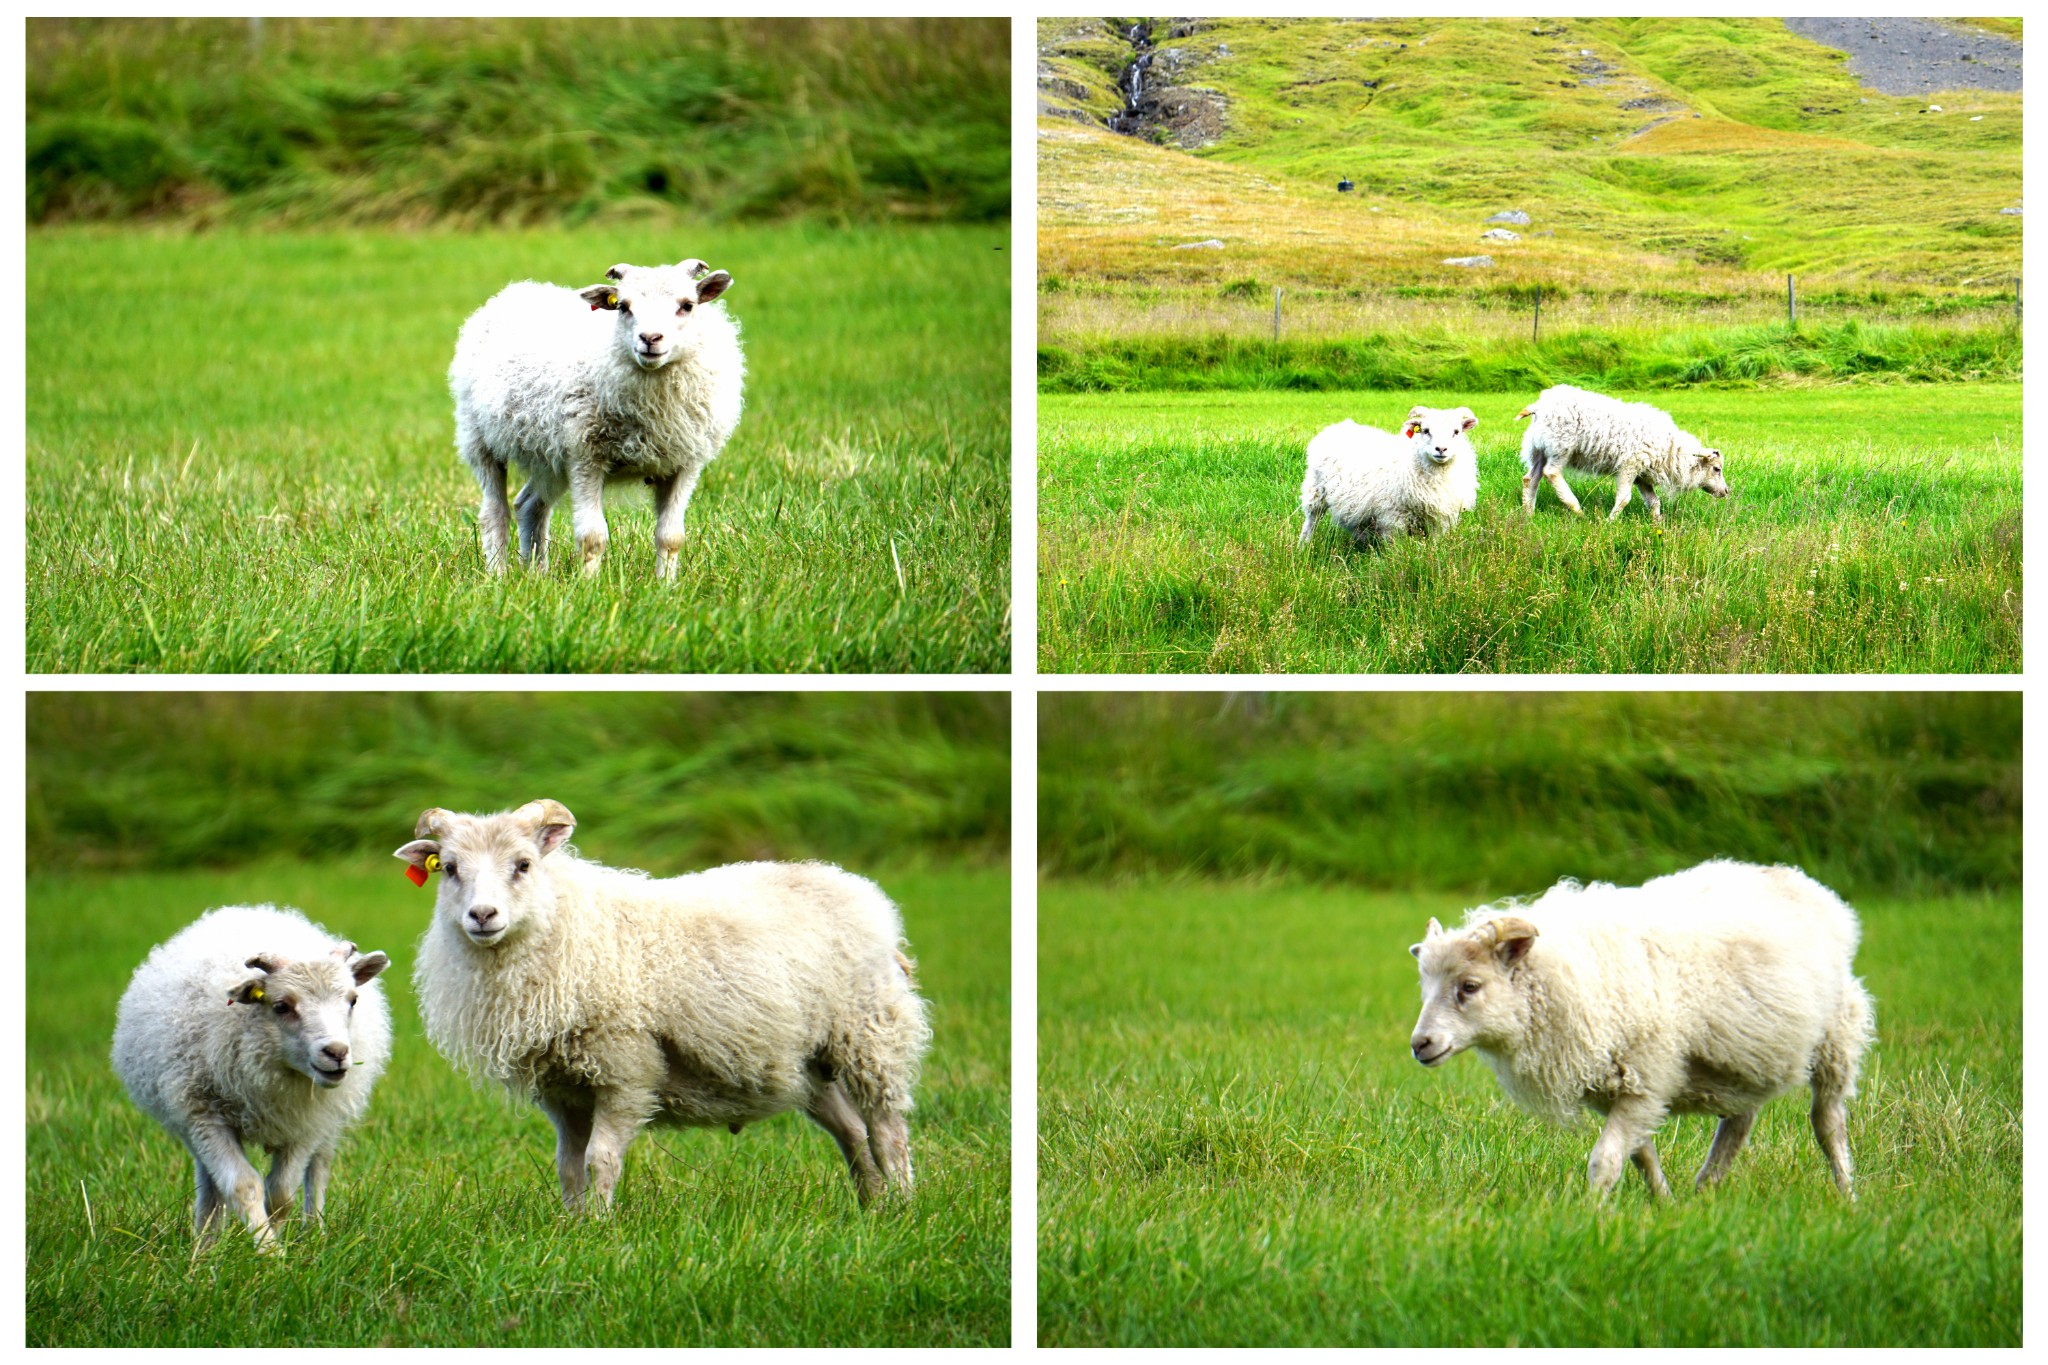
1425,916 -> 1445,938
604,263 -> 632,282
351,951 -> 391,986
695,270 -> 733,305
1409,942 -> 1423,959
230,957 -> 277,1005
518,798 -> 577,857
1456,408 -> 1478,433
580,284 -> 622,310
1491,916 -> 1539,968
414,809 -> 452,840
1403,405 -> 1427,437
395,839 -> 439,869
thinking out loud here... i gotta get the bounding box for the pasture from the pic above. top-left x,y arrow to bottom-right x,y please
1038,384 -> 2020,672
27,223 -> 1009,673
26,860 -> 1011,1346
1037,879 -> 2020,1347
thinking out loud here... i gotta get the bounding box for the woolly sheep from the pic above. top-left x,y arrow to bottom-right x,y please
1515,383 -> 1728,521
112,905 -> 392,1249
1299,406 -> 1479,548
1407,860 -> 1875,1198
397,800 -> 930,1209
450,258 -> 745,578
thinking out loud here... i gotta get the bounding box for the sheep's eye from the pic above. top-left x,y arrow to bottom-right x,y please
272,1001 -> 292,1016
1457,980 -> 1481,1000
443,859 -> 458,878
348,993 -> 358,1007
680,300 -> 694,314
515,858 -> 532,875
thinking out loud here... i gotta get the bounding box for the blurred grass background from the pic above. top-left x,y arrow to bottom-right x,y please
28,690 -> 1011,1346
1037,691 -> 2018,895
29,17 -> 1009,226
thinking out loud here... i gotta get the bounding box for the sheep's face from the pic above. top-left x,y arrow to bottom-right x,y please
1402,406 -> 1478,468
1408,916 -> 1537,1067
1684,443 -> 1730,499
397,800 -> 575,949
229,947 -> 388,1088
580,261 -> 734,372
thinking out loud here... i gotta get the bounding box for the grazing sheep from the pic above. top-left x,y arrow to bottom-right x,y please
1298,406 -> 1479,547
450,258 -> 746,578
398,800 -> 930,1209
1516,383 -> 1728,521
111,906 -> 392,1249
1407,860 -> 1875,1198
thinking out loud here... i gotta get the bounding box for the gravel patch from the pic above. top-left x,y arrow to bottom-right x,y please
1783,18 -> 2021,95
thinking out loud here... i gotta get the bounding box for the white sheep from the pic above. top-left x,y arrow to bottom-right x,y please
1407,860 -> 1875,1198
1298,406 -> 1479,547
397,800 -> 930,1209
111,905 -> 392,1249
450,258 -> 745,578
1515,383 -> 1728,521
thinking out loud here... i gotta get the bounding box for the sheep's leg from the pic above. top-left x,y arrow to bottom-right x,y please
804,1080 -> 886,1204
1586,1098 -> 1664,1196
470,451 -> 513,574
262,1142 -> 311,1221
1812,1095 -> 1855,1199
1608,467 -> 1637,520
1630,1139 -> 1672,1199
185,1118 -> 276,1250
1634,473 -> 1663,523
302,1147 -> 334,1221
580,1089 -> 649,1210
539,1094 -> 596,1209
514,481 -> 556,572
1543,464 -> 1584,516
192,1155 -> 225,1239
1299,505 -> 1321,548
1519,434 -> 1543,514
1695,1111 -> 1756,1189
569,463 -> 610,577
650,465 -> 705,580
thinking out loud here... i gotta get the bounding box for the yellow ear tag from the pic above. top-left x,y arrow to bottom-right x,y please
424,853 -> 442,873
607,291 -> 618,308
250,986 -> 265,1002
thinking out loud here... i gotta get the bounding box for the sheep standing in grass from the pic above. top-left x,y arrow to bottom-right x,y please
450,258 -> 745,578
1408,860 -> 1875,1198
398,800 -> 930,1209
1299,406 -> 1479,547
1516,383 -> 1728,521
112,906 -> 392,1249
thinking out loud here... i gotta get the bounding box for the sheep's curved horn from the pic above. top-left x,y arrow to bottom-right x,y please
604,263 -> 632,282
244,953 -> 283,974
679,258 -> 712,280
415,808 -> 452,839
516,798 -> 576,830
330,941 -> 356,960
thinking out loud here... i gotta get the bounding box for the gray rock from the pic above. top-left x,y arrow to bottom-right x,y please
1481,228 -> 1522,241
1172,239 -> 1227,249
1999,206 -> 2023,215
1485,209 -> 1532,225
1442,255 -> 1494,268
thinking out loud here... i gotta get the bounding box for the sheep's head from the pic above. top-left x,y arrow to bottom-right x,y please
396,800 -> 576,949
1401,406 -> 1478,468
579,260 -> 733,371
228,943 -> 389,1088
1683,439 -> 1729,500
1407,914 -> 1538,1067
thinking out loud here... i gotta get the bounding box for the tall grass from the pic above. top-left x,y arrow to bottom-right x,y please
29,18 -> 1009,226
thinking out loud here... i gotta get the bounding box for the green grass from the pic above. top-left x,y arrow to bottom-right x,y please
1039,384 -> 2019,672
28,859 -> 1010,1346
1038,879 -> 2020,1346
28,224 -> 1009,672
30,18 -> 1009,227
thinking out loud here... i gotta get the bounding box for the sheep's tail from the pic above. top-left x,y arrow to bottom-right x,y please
1811,977 -> 1876,1104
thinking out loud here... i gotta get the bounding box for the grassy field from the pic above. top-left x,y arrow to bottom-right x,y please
1038,17 -> 2021,339
27,859 -> 1010,1346
1037,879 -> 2019,1347
1038,384 -> 2020,673
31,18 -> 1008,227
27,224 -> 1008,672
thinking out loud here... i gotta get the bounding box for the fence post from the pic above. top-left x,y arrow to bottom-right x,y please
1787,273 -> 1796,327
1533,286 -> 1542,343
1272,286 -> 1282,342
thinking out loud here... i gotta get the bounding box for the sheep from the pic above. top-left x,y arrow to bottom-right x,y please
397,800 -> 930,1210
1298,406 -> 1479,548
111,905 -> 392,1249
450,258 -> 746,578
1515,383 -> 1728,521
1407,860 -> 1875,1199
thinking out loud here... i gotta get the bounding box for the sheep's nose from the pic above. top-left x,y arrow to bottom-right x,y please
1411,1034 -> 1433,1058
321,1042 -> 350,1065
638,331 -> 664,346
467,905 -> 503,932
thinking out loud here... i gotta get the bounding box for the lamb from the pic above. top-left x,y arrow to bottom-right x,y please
397,800 -> 930,1209
1515,383 -> 1728,521
449,258 -> 746,578
111,905 -> 392,1249
1298,406 -> 1479,547
1407,860 -> 1875,1198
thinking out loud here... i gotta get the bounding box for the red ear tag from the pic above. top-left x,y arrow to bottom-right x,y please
406,863 -> 428,887
590,303 -> 601,312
